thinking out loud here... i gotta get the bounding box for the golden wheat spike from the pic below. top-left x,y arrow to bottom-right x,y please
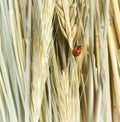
56,0 -> 77,48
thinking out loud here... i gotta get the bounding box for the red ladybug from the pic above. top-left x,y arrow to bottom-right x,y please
72,45 -> 82,57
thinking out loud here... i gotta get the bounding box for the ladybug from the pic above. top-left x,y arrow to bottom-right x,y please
72,45 -> 82,57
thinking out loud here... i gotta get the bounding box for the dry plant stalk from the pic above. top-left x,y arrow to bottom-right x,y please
31,0 -> 54,121
0,0 -> 120,122
108,18 -> 120,113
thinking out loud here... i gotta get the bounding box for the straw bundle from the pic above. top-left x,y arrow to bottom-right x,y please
0,0 -> 120,122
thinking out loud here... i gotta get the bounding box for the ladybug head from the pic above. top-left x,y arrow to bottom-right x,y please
77,45 -> 82,49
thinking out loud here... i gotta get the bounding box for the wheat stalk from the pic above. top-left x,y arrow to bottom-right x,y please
53,1 -> 85,122
30,0 -> 54,121
108,17 -> 120,113
0,0 -> 120,122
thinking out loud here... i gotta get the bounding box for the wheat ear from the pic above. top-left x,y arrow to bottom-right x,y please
55,0 -> 78,48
